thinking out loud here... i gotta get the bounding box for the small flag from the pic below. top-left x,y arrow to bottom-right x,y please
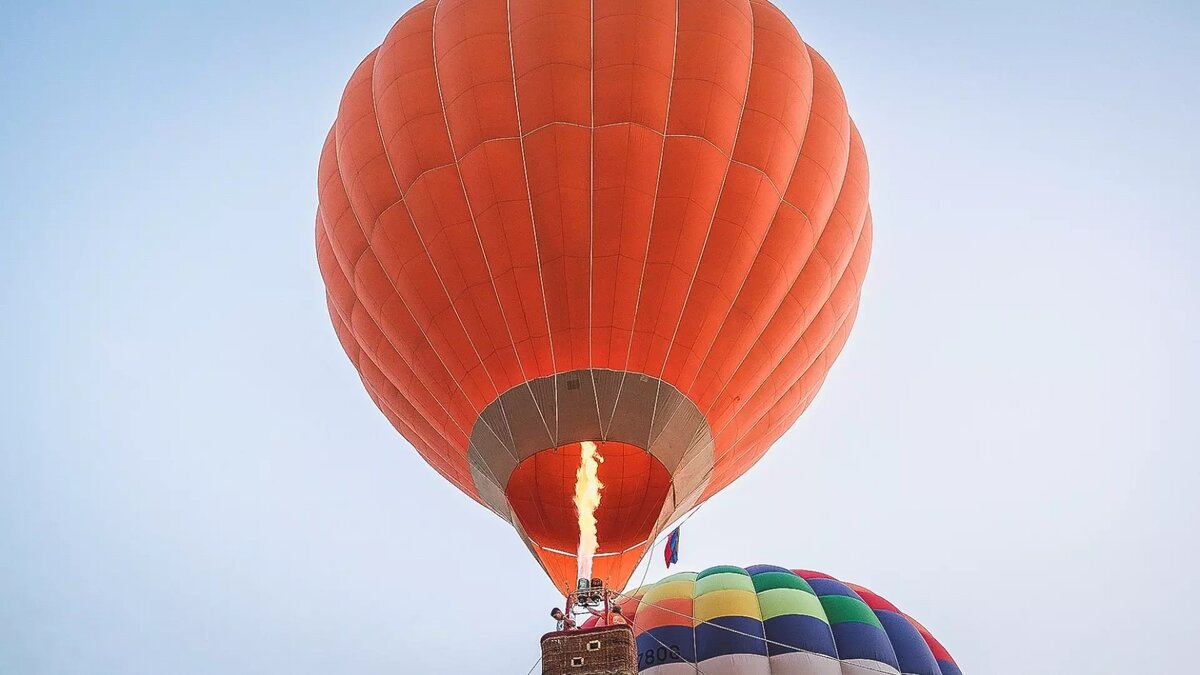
663,527 -> 680,568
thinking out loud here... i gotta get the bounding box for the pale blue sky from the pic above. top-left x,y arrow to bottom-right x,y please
2,2 -> 1197,674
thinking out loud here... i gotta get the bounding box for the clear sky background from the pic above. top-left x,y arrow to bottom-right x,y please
2,1 -> 1197,673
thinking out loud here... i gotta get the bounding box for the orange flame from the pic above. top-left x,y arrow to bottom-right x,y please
573,440 -> 604,580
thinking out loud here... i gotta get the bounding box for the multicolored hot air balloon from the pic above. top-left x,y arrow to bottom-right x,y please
582,565 -> 962,675
316,0 -> 872,591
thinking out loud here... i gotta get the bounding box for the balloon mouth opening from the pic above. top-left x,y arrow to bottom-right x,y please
505,440 -> 672,588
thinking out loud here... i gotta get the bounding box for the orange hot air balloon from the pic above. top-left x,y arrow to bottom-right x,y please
317,0 -> 871,592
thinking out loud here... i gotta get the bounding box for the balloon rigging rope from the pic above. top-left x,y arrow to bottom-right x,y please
630,538 -> 658,597
523,654 -> 542,675
627,504 -> 706,595
609,589 -> 900,675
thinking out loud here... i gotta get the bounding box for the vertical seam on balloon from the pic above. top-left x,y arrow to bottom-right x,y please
708,232 -> 866,494
678,227 -> 864,500
666,214 -> 866,501
665,202 -> 868,501
325,294 -> 481,502
321,221 -> 510,512
361,27 -> 524,472
719,306 -> 858,493
324,303 -> 450,477
419,2 -> 531,455
319,260 -> 468,491
319,168 -> 475,490
649,0 -> 757,422
332,50 -> 515,510
318,169 -> 509,515
692,50 -> 855,430
602,0 -> 681,441
696,163 -> 864,441
587,0 -> 604,439
429,0 -> 558,459
380,174 -> 552,455
644,0 -> 759,475
678,17 -> 816,398
504,0 -> 562,448
641,17 -> 814,457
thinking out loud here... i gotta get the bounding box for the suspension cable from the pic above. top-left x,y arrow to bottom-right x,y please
626,504 -> 706,594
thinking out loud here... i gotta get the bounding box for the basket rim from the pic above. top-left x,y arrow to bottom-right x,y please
539,623 -> 635,644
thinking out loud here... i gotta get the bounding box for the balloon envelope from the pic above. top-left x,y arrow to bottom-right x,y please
583,565 -> 961,675
317,0 -> 872,591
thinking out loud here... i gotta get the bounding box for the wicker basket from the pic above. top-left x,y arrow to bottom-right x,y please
540,625 -> 638,675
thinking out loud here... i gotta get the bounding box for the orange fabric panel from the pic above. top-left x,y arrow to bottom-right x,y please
700,121 -> 869,434
510,0 -> 591,129
657,161 -> 785,383
319,222 -> 472,457
590,123 -> 663,366
399,165 -> 522,401
335,49 -> 507,411
317,130 -> 483,434
523,124 -> 592,372
783,47 -> 853,229
738,0 -> 815,189
456,140 -> 555,376
318,207 -> 483,503
623,0 -> 754,376
702,208 -> 872,498
373,2 -> 454,191
686,46 -> 855,416
433,0 -> 519,157
506,1 -> 593,372
704,296 -> 864,497
666,0 -> 754,151
662,1 -> 814,386
591,0 -> 675,368
334,52 -> 401,223
506,0 -> 590,369
593,0 -> 674,129
622,136 -> 727,375
328,298 -> 479,497
389,0 -> 542,408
